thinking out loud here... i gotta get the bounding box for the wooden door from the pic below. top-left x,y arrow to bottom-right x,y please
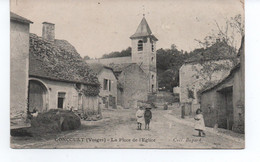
225,91 -> 234,130
28,80 -> 46,112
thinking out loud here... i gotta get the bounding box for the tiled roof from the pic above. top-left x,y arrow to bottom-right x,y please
10,12 -> 33,24
107,63 -> 137,77
88,63 -> 114,75
107,63 -> 135,72
29,33 -> 99,86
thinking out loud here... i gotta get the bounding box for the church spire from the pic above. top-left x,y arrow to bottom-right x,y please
130,17 -> 155,39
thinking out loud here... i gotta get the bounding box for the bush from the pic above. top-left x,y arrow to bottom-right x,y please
11,109 -> 81,137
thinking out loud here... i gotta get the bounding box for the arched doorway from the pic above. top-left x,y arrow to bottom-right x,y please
28,79 -> 48,113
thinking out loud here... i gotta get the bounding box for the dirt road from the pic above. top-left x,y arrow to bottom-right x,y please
11,109 -> 244,149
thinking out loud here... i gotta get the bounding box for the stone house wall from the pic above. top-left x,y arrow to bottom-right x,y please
232,65 -> 244,133
10,20 -> 30,129
200,65 -> 244,133
29,77 -> 99,115
179,59 -> 233,104
29,77 -> 79,111
200,77 -> 233,128
98,68 -> 117,109
232,42 -> 245,133
117,64 -> 148,109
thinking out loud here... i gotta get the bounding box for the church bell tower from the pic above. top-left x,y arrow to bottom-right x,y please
130,16 -> 158,93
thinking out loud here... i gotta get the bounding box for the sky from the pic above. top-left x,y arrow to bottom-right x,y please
11,0 -> 243,58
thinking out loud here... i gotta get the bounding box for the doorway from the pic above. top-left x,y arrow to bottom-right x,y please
58,92 -> 66,109
28,80 -> 48,112
218,86 -> 233,130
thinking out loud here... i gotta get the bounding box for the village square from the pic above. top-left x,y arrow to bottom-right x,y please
10,0 -> 244,149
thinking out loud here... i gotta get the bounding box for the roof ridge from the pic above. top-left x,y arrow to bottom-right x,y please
10,12 -> 33,24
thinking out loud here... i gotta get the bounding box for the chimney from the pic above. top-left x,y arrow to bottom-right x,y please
42,22 -> 55,43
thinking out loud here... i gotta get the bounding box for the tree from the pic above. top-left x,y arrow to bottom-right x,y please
83,55 -> 90,60
101,47 -> 131,58
156,44 -> 188,91
195,14 -> 244,54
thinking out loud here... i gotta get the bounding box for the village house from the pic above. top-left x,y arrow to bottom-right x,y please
179,42 -> 237,115
199,38 -> 244,133
88,63 -> 117,109
109,63 -> 148,109
10,12 -> 33,129
28,22 -> 101,119
86,16 -> 158,108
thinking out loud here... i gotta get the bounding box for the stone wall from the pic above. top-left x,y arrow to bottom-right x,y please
98,68 -> 117,109
29,77 -> 100,116
29,77 -> 79,110
232,65 -> 244,133
232,40 -> 245,133
10,20 -> 30,129
118,64 -> 148,109
179,60 -> 233,104
200,69 -> 244,133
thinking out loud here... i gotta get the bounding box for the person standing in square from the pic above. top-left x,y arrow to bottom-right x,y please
136,106 -> 144,130
194,108 -> 206,137
144,107 -> 152,130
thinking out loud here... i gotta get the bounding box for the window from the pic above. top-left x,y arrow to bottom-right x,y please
152,84 -> 154,92
138,40 -> 143,51
109,80 -> 111,91
152,75 -> 154,79
58,92 -> 66,109
103,79 -> 108,90
151,57 -> 154,62
151,43 -> 154,52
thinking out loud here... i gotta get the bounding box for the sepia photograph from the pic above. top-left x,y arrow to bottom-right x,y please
10,0 -> 244,149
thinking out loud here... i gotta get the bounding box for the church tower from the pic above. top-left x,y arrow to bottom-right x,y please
130,16 -> 158,93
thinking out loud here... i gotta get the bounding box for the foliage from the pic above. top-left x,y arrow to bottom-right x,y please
101,47 -> 131,58
158,69 -> 179,91
156,45 -> 188,91
82,85 -> 100,96
156,36 -> 237,91
195,14 -> 244,53
191,60 -> 234,83
83,55 -> 90,60
11,109 -> 81,137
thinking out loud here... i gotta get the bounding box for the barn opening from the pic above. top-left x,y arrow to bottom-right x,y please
217,86 -> 234,130
28,79 -> 48,112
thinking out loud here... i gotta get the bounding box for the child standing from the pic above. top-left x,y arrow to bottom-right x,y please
194,109 -> 206,137
136,106 -> 144,130
144,107 -> 152,130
